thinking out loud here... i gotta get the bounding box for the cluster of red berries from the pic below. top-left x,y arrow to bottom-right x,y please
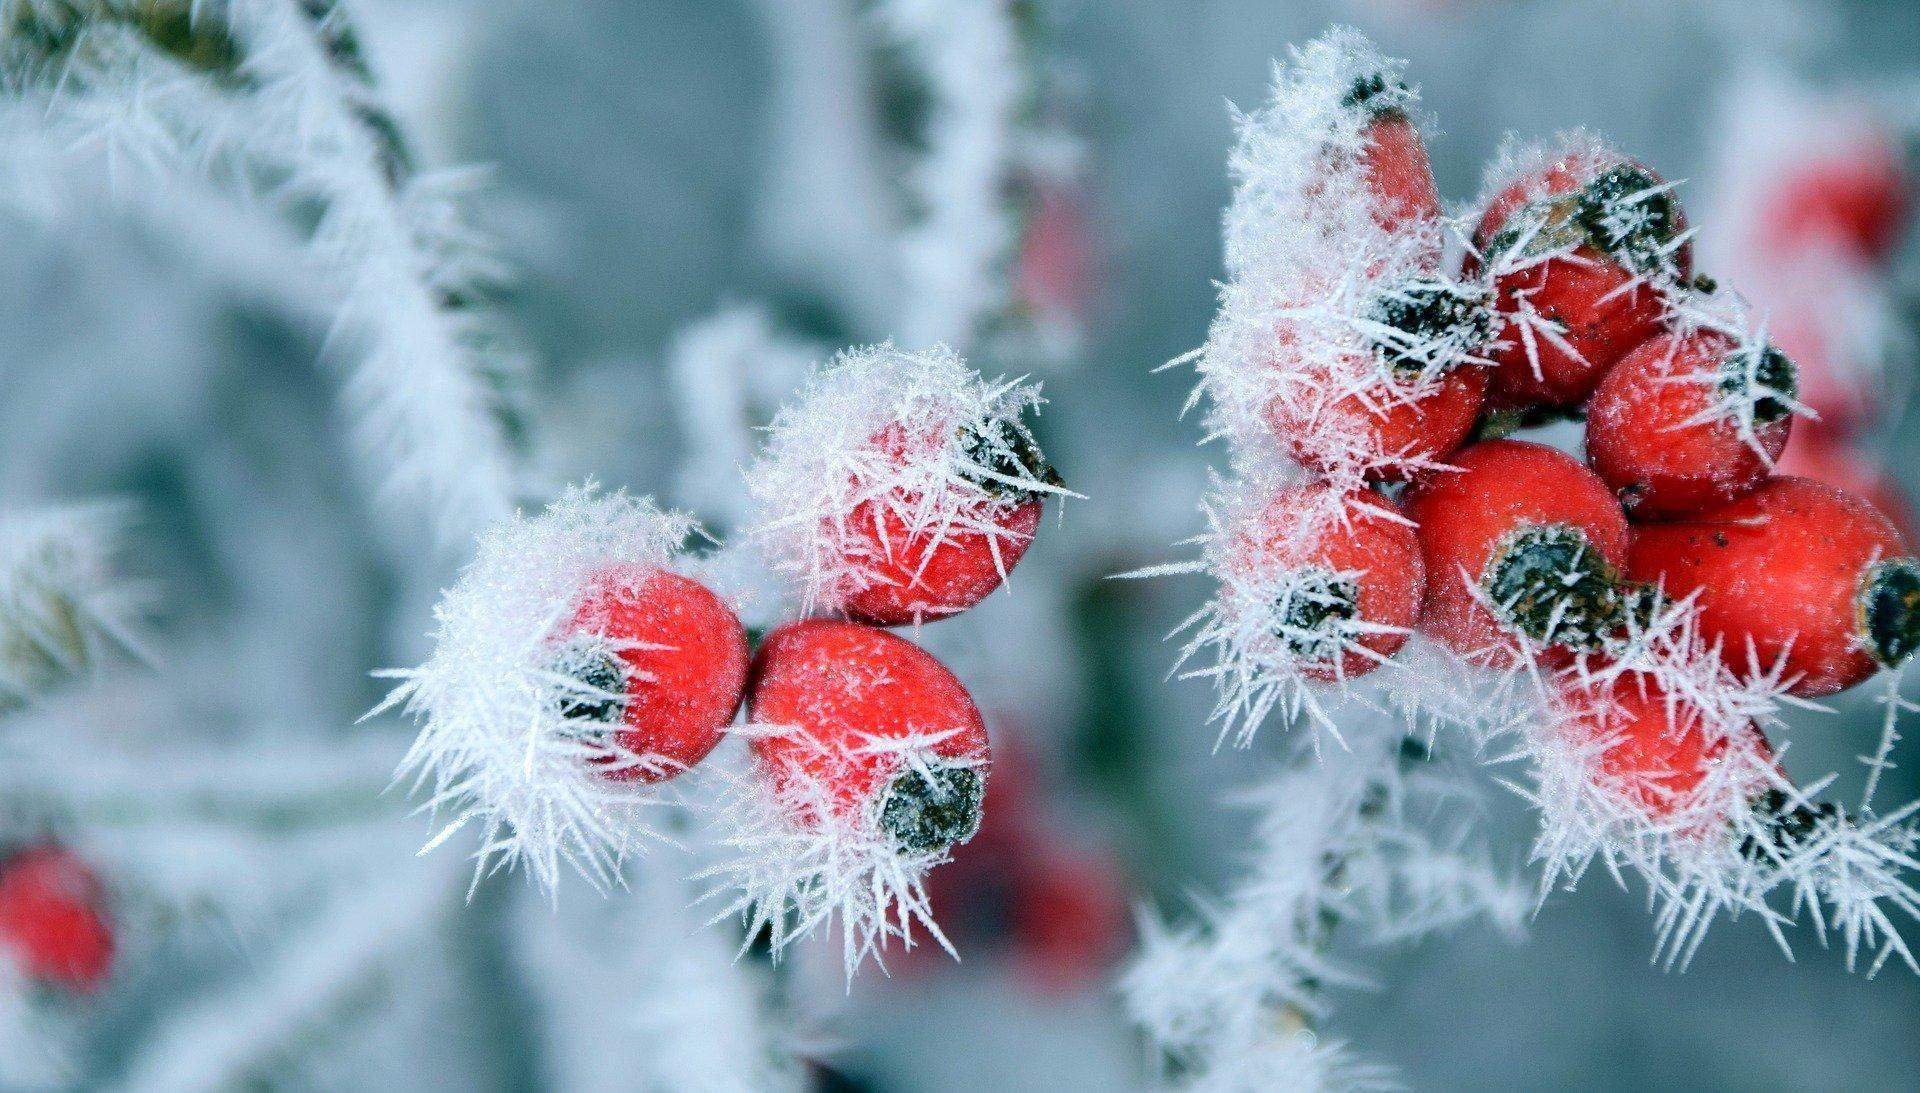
1229,68 -> 1918,824
0,844 -> 113,995
551,371 -> 1056,878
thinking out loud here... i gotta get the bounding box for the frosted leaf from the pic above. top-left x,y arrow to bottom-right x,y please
745,343 -> 1065,617
702,722 -> 986,980
0,504 -> 148,712
374,485 -> 712,894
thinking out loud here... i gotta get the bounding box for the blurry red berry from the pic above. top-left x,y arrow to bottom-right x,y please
1762,141 -> 1910,263
0,846 -> 114,994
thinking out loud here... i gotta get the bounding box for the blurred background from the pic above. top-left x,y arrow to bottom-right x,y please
3,0 -> 1920,1088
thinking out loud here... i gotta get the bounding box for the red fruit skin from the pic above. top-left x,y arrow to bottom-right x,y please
1405,439 -> 1630,662
571,567 -> 748,782
842,497 -> 1042,626
1470,153 -> 1687,409
747,620 -> 989,820
1626,476 -> 1912,696
0,847 -> 114,994
1264,361 -> 1488,480
1481,259 -> 1670,408
1225,485 -> 1423,679
1762,144 -> 1910,264
1778,423 -> 1918,544
1587,332 -> 1792,519
1362,113 -> 1442,231
1558,674 -> 1741,820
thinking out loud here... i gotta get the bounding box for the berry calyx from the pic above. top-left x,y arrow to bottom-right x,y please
560,566 -> 749,782
878,765 -> 986,855
1627,476 -> 1920,695
0,845 -> 114,994
747,620 -> 990,854
1862,559 -> 1920,669
1406,439 -> 1630,664
1483,523 -> 1626,650
1586,331 -> 1797,518
1366,278 -> 1493,377
1342,69 -> 1440,230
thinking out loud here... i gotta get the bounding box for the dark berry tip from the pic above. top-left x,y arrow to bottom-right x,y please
1343,71 -> 1412,117
1741,787 -> 1842,862
959,415 -> 1061,501
1733,345 -> 1798,425
1862,559 -> 1920,668
1576,162 -> 1682,275
878,763 -> 985,855
1273,569 -> 1361,665
1484,524 -> 1624,650
1367,279 -> 1493,376
558,650 -> 628,725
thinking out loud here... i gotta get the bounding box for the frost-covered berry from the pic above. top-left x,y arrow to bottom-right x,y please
1627,476 -> 1920,696
1470,136 -> 1689,408
1556,674 -> 1760,822
0,845 -> 113,994
378,487 -> 724,890
559,565 -> 749,783
1261,275 -> 1492,481
1220,484 -> 1422,681
1406,439 -> 1630,664
1586,331 -> 1798,518
749,345 -> 1061,627
1170,482 -> 1423,746
714,620 -> 989,972
1343,69 -> 1441,230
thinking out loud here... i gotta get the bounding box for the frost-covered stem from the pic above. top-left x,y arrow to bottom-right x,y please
220,0 -> 523,537
118,853 -> 467,1092
877,0 -> 1029,349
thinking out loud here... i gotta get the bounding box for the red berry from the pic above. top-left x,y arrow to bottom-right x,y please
1010,847 -> 1131,996
842,496 -> 1044,627
1586,331 -> 1797,519
1626,476 -> 1920,696
1471,149 -> 1688,408
1406,439 -> 1630,663
1360,108 -> 1441,231
1263,276 -> 1492,479
1556,674 -> 1753,821
0,846 -> 113,994
1762,142 -> 1910,263
838,418 -> 1054,627
563,566 -> 748,782
748,620 -> 989,854
1221,484 -> 1423,679
1778,423 -> 1917,544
